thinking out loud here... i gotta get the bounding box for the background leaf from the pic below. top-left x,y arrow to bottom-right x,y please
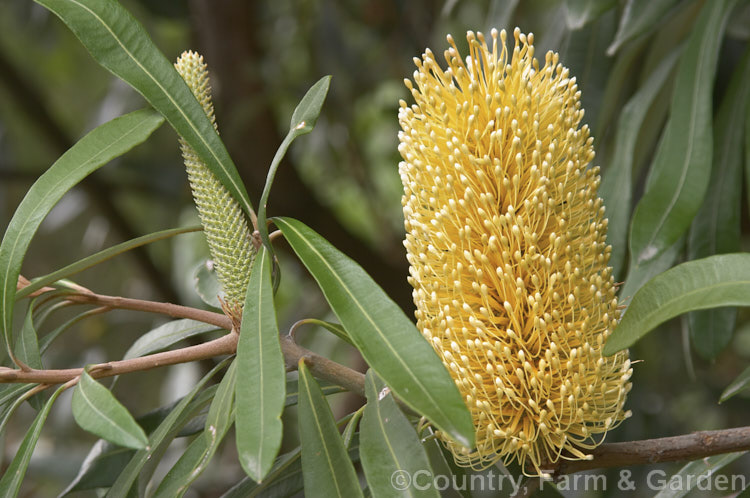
276,217 -> 474,447
598,48 -> 680,278
123,319 -> 220,360
0,109 -> 163,355
626,0 -> 736,271
653,452 -> 746,498
17,226 -> 201,300
106,358 -> 230,497
686,44 -> 750,359
720,366 -> 750,403
72,370 -> 148,450
607,0 -> 680,55
297,359 -> 363,498
360,370 -> 439,498
606,254 -> 750,354
563,0 -> 616,30
34,0 -> 253,218
193,259 -> 223,308
235,246 -> 286,482
0,384 -> 65,497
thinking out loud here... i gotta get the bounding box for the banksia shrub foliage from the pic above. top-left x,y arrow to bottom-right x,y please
398,28 -> 633,474
175,51 -> 255,307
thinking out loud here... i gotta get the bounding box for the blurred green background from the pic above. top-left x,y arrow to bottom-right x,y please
1,0 -> 749,496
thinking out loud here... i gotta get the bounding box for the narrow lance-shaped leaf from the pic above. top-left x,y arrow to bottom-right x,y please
34,0 -> 253,219
627,0 -> 737,268
236,246 -> 286,482
686,44 -> 750,359
152,361 -> 237,498
297,360 -> 363,498
0,383 -> 66,498
257,76 -> 331,251
0,109 -> 163,355
599,48 -> 681,278
17,226 -> 201,300
276,217 -> 474,447
605,254 -> 750,354
653,452 -> 746,498
106,358 -> 231,498
360,370 -> 439,498
607,0 -> 679,55
72,370 -> 149,450
563,0 -> 616,30
123,319 -> 220,360
720,366 -> 750,403
15,302 -> 43,370
61,386 -> 220,496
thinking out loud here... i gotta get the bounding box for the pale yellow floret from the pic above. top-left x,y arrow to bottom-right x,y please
399,28 -> 632,476
175,51 -> 255,307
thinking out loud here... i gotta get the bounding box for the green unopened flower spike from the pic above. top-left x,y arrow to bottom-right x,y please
175,51 -> 255,314
399,28 -> 632,476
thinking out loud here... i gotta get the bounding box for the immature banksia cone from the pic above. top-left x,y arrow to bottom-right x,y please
398,28 -> 632,475
175,51 -> 255,308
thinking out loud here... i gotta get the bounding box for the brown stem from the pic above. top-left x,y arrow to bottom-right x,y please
556,427 -> 750,474
3,289 -> 366,397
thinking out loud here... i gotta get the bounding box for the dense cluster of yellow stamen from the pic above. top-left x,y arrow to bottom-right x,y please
398,28 -> 632,475
175,51 -> 255,307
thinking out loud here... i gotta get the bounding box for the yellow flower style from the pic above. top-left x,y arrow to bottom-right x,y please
398,28 -> 632,475
175,51 -> 255,310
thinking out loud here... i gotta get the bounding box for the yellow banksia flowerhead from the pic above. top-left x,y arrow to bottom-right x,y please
398,28 -> 632,475
175,51 -> 255,308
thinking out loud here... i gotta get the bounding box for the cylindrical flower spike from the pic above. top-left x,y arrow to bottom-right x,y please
175,51 -> 255,310
398,28 -> 632,475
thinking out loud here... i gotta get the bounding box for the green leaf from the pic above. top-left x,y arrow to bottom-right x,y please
599,48 -> 681,278
290,76 -> 332,136
564,0 -> 616,30
17,226 -> 200,300
605,253 -> 750,354
153,361 -> 237,497
627,0 -> 737,269
153,435 -> 209,498
15,302 -> 43,370
235,246 -> 286,481
686,44 -> 750,359
297,360 -> 363,498
720,366 -> 750,402
72,370 -> 148,450
106,358 -> 230,497
34,0 -> 253,219
205,359 -> 237,443
0,383 -> 65,497
276,217 -> 474,448
285,377 -> 345,407
0,109 -> 163,356
123,319 -> 220,360
291,318 -> 353,346
61,388 -> 218,495
360,371 -> 439,498
257,76 -> 332,250
59,440 -> 135,496
607,0 -> 680,55
39,307 -> 103,354
193,259 -> 222,308
221,448 -> 303,498
653,452 -> 746,498
342,406 -> 364,449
